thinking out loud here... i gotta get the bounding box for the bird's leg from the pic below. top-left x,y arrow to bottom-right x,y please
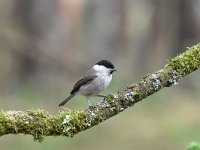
97,94 -> 108,101
97,95 -> 107,98
86,96 -> 91,106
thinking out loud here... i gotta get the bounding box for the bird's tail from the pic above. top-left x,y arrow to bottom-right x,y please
58,94 -> 75,106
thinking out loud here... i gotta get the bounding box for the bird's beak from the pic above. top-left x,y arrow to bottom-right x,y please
111,69 -> 117,74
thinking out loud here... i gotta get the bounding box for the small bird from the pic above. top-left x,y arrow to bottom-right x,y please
58,60 -> 117,106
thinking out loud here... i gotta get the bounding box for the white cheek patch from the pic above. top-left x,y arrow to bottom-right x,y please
93,65 -> 110,76
93,65 -> 107,72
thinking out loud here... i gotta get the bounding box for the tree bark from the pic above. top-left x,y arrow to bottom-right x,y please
0,43 -> 199,142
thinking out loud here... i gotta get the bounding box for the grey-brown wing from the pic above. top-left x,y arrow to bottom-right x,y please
70,75 -> 97,94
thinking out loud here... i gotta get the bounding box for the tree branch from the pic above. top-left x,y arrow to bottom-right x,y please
0,43 -> 200,142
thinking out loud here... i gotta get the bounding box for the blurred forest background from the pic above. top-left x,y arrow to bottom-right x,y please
0,0 -> 200,150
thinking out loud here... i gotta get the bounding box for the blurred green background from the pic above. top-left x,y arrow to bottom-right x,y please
0,0 -> 200,150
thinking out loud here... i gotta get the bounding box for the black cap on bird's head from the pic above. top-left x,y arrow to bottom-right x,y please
96,60 -> 114,69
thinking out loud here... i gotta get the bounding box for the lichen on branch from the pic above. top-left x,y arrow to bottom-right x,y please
0,43 -> 200,142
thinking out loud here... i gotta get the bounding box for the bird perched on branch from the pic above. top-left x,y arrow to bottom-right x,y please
59,60 -> 117,106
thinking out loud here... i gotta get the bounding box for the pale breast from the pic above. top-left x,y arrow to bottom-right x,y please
104,75 -> 112,88
79,75 -> 112,96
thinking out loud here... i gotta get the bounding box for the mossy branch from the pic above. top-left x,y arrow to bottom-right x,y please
0,43 -> 200,142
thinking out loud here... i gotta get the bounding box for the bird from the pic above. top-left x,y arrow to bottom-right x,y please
58,60 -> 117,106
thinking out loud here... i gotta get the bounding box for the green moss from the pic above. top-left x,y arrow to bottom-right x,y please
0,43 -> 199,142
133,92 -> 140,99
0,111 -> 16,136
187,142 -> 200,150
0,113 -> 6,135
158,69 -> 169,81
57,108 -> 88,137
168,44 -> 200,76
19,110 -> 50,142
106,94 -> 115,103
107,94 -> 114,100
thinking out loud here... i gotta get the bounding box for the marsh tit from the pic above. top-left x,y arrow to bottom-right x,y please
58,60 -> 117,106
